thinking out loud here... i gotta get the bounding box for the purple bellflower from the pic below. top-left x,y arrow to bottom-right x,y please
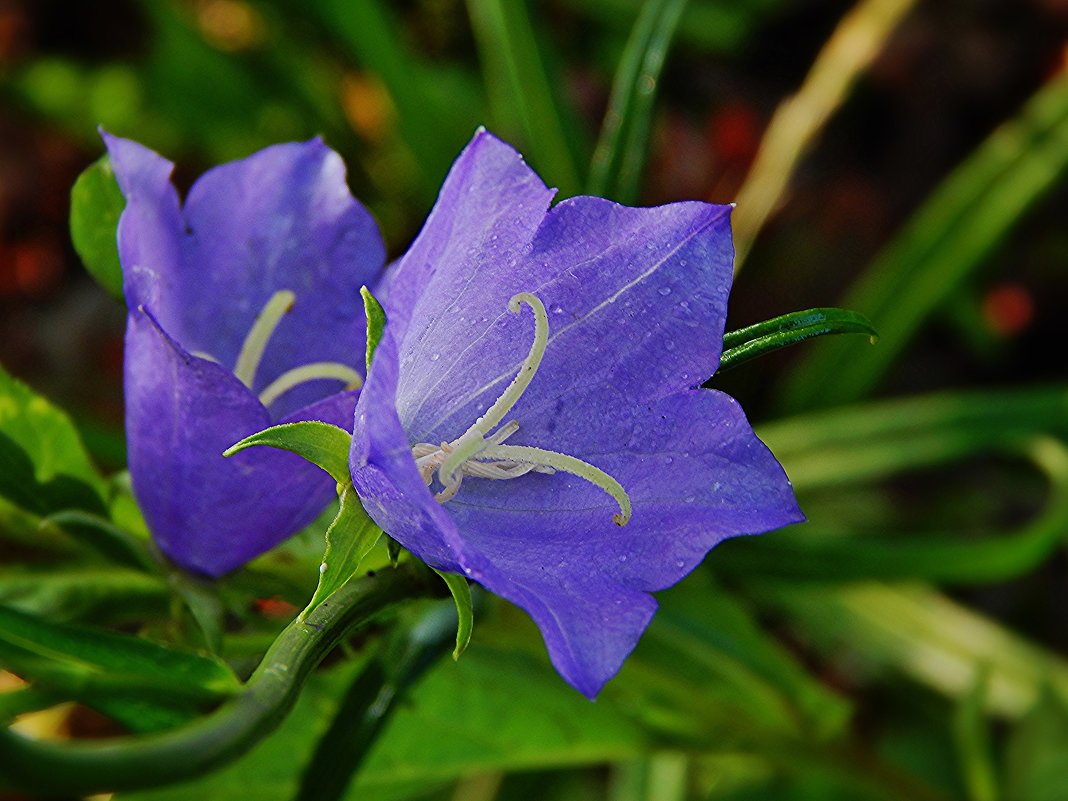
349,131 -> 804,697
105,133 -> 385,577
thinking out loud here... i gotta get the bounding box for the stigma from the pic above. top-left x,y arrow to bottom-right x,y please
230,289 -> 363,409
412,293 -> 632,527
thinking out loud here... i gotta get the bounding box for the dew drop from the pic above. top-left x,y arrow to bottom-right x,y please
429,352 -> 441,362
675,560 -> 685,568
683,496 -> 695,504
319,562 -> 328,574
662,455 -> 673,465
619,554 -> 628,562
658,287 -> 672,296
664,339 -> 675,351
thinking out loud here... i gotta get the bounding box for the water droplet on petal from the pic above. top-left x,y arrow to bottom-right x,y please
619,554 -> 628,562
658,287 -> 672,296
429,353 -> 441,362
684,496 -> 695,504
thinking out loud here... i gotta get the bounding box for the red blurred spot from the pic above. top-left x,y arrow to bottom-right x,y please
14,239 -> 63,296
708,103 -> 761,166
982,283 -> 1034,337
254,597 -> 298,620
0,239 -> 63,297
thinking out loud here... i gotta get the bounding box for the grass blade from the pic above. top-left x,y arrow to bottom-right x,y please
733,0 -> 919,265
781,71 -> 1068,411
465,0 -> 586,195
588,0 -> 688,203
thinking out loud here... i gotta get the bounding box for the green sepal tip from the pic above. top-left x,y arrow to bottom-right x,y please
433,570 -> 473,660
361,286 -> 387,374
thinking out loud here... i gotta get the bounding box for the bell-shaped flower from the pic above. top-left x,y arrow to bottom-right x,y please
349,130 -> 803,697
105,132 -> 385,576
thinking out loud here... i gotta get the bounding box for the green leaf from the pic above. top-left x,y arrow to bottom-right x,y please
588,0 -> 689,203
1005,688 -> 1068,801
361,286 -> 387,373
167,569 -> 225,655
70,154 -> 126,300
717,307 -> 877,374
0,363 -> 108,514
759,385 -> 1068,492
952,669 -> 998,801
0,567 -> 167,624
40,510 -> 149,568
635,573 -> 851,740
306,485 -> 382,613
0,603 -> 240,731
0,431 -> 107,519
465,0 -> 587,195
756,582 -> 1068,719
782,73 -> 1068,410
224,421 -> 351,485
720,391 -> 1068,585
0,687 -> 61,727
433,570 -> 474,660
293,605 -> 456,801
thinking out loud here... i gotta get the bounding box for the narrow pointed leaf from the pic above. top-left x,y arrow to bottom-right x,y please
434,570 -> 474,659
224,421 -> 352,485
306,485 -> 382,613
717,307 -> 877,373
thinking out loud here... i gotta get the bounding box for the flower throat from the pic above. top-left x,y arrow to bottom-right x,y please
228,289 -> 363,409
413,293 -> 631,527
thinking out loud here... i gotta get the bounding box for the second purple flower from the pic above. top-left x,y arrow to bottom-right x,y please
106,133 -> 385,577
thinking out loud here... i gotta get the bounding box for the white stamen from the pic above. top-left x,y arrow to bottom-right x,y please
234,289 -> 296,387
480,444 -> 631,526
438,293 -> 548,487
413,292 -> 631,526
258,362 -> 363,408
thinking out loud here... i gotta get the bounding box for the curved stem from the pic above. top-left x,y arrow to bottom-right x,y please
0,562 -> 440,797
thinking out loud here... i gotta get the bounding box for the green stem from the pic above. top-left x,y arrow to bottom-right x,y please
294,604 -> 456,801
0,563 -> 440,796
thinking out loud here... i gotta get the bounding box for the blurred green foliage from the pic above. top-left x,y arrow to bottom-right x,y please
2,0 -> 1068,799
